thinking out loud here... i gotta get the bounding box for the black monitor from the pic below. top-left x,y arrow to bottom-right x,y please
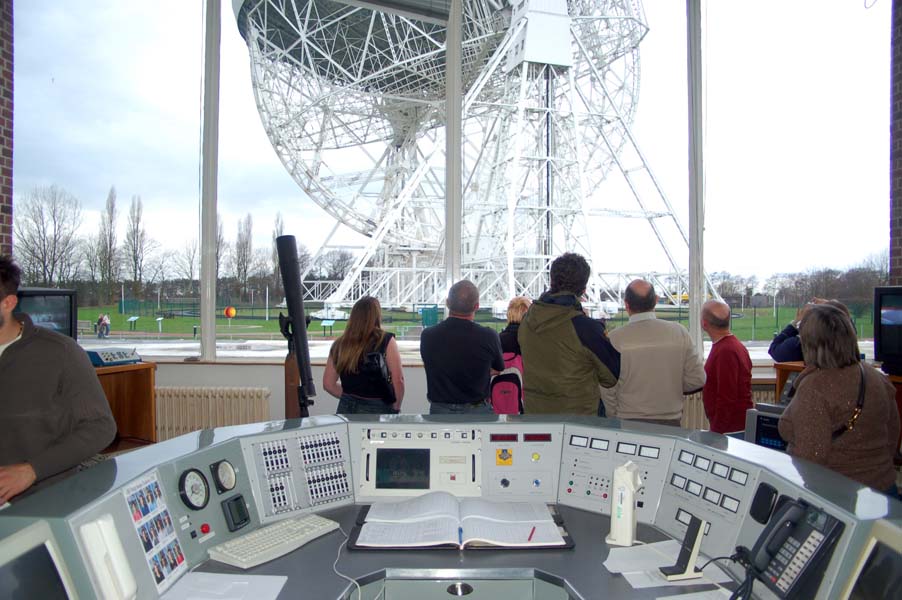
13,288 -> 78,341
0,521 -> 77,599
874,286 -> 902,376
839,519 -> 902,600
744,404 -> 787,452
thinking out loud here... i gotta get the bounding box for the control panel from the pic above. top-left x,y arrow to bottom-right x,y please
241,424 -> 354,523
348,423 -> 483,502
655,441 -> 761,559
557,425 -> 675,523
87,347 -> 142,367
480,424 -> 562,502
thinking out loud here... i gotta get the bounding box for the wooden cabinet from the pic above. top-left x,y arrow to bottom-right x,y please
95,361 -> 157,443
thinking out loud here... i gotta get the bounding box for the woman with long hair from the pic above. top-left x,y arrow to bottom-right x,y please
778,304 -> 900,497
323,296 -> 405,414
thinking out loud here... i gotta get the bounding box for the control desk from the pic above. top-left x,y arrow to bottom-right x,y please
0,415 -> 900,599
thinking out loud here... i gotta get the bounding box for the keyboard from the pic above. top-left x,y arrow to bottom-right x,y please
207,513 -> 340,569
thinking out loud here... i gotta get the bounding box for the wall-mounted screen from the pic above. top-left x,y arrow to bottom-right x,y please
375,448 -> 430,490
0,521 -> 76,600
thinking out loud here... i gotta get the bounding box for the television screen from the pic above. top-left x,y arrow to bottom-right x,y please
13,288 -> 77,341
0,543 -> 69,600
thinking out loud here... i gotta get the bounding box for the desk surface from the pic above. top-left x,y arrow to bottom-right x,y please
199,505 -> 729,599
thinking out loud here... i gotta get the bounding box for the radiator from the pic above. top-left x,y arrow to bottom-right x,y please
681,388 -> 776,431
155,387 -> 271,441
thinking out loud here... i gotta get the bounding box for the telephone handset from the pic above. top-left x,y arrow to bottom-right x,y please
748,498 -> 844,599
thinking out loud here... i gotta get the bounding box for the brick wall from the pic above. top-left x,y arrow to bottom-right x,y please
893,0 -> 902,284
0,0 -> 11,256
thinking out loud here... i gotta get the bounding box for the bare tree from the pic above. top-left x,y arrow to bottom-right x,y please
178,239 -> 198,294
124,195 -> 159,297
316,249 -> 355,280
270,212 -> 284,296
98,186 -> 120,303
234,214 -> 253,300
13,185 -> 84,286
215,213 -> 227,283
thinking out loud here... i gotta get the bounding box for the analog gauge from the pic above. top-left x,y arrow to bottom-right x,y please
178,468 -> 210,510
211,460 -> 237,493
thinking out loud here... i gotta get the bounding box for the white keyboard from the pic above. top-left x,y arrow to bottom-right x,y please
207,514 -> 340,569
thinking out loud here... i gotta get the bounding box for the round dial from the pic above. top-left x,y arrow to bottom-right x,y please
178,468 -> 210,510
213,460 -> 237,493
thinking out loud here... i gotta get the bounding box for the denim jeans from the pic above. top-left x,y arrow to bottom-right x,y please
337,394 -> 398,415
429,400 -> 494,415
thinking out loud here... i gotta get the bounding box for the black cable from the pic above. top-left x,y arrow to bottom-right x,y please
698,554 -> 734,571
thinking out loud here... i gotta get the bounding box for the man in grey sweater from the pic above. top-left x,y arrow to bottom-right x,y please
0,255 -> 116,502
601,279 -> 706,427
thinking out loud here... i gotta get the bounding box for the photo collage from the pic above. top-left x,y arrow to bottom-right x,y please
124,474 -> 187,591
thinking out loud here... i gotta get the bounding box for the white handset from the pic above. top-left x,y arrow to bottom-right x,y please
79,514 -> 137,600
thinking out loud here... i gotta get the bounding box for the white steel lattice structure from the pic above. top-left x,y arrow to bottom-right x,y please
233,0 -> 717,308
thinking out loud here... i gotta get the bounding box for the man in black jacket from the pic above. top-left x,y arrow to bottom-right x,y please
420,280 -> 504,414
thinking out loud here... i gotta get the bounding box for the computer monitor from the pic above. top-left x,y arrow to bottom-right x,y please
0,520 -> 79,599
744,404 -> 787,452
13,287 -> 78,341
874,286 -> 902,376
839,519 -> 902,600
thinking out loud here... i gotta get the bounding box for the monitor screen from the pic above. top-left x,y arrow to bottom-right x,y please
847,540 -> 902,599
13,288 -> 77,341
874,287 -> 902,373
754,414 -> 787,452
375,448 -> 430,489
0,521 -> 76,600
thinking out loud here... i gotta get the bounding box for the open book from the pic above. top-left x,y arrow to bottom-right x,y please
352,491 -> 567,549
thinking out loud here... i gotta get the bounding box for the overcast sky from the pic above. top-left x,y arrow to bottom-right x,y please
11,0 -> 892,289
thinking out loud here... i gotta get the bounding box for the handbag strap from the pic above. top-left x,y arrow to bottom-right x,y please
831,363 -> 866,441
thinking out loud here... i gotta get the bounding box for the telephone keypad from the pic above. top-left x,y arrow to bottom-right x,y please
769,530 -> 825,593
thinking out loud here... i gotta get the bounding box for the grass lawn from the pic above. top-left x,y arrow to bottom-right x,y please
79,303 -> 876,342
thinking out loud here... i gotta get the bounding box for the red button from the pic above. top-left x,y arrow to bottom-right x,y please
200,523 -> 210,534
602,493 -> 608,499
567,488 -> 572,493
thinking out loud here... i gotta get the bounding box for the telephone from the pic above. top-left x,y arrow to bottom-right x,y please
79,514 -> 137,600
748,498 -> 843,599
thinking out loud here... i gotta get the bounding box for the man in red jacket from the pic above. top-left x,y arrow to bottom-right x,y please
701,300 -> 752,434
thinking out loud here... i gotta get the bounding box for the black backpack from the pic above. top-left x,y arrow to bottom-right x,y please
360,334 -> 396,405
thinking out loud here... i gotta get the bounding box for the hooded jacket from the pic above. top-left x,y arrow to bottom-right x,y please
0,314 -> 116,495
517,292 -> 620,414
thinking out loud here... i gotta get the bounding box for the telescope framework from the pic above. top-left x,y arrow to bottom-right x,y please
236,0 -> 716,308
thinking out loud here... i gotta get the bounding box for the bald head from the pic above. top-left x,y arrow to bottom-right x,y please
702,300 -> 731,330
624,279 -> 656,314
447,280 -> 480,316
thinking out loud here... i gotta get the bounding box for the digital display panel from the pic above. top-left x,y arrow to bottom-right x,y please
616,442 -> 637,455
712,462 -> 730,478
569,435 -> 589,448
639,445 -> 660,459
590,438 -> 609,451
729,469 -> 749,486
375,448 -> 430,489
721,495 -> 740,513
523,433 -> 552,442
849,541 -> 902,600
490,433 -> 518,442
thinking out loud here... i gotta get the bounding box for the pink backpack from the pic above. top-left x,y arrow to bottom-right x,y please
490,352 -> 524,414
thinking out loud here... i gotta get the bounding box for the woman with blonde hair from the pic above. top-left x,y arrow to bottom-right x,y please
492,296 -> 531,414
778,304 -> 899,497
499,296 -> 531,357
323,297 -> 405,414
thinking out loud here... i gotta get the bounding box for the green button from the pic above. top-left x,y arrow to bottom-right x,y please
586,490 -> 591,495
569,480 -> 573,486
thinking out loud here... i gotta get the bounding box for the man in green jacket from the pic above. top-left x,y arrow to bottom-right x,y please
518,253 -> 620,414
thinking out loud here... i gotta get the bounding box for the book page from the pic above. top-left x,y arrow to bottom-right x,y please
365,491 -> 460,523
459,498 -> 554,523
461,519 -> 565,548
355,517 -> 460,548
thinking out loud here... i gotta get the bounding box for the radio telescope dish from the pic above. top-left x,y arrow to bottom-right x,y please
234,0 -> 709,308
